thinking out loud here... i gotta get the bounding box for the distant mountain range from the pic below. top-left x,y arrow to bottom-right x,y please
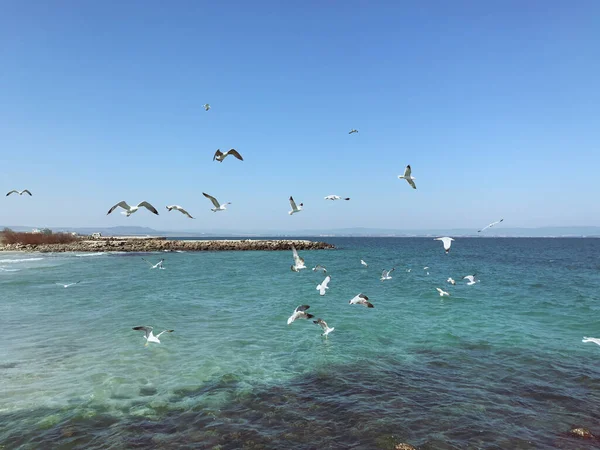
2,225 -> 600,238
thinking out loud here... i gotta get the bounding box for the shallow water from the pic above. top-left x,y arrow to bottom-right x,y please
1,237 -> 600,449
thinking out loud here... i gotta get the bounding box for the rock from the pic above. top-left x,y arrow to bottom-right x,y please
570,427 -> 594,439
395,444 -> 417,450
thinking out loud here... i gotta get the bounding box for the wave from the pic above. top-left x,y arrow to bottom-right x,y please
75,252 -> 106,257
0,257 -> 44,264
0,267 -> 20,272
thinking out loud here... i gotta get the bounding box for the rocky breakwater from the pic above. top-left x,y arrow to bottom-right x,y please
0,238 -> 335,253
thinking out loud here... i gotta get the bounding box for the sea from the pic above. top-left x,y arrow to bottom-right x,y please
1,237 -> 600,450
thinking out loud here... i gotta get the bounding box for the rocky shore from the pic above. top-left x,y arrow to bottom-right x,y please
0,237 -> 335,253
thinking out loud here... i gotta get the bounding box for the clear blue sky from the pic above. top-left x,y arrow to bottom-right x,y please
1,1 -> 598,232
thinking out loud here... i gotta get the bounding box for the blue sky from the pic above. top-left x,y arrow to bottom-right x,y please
1,1 -> 598,232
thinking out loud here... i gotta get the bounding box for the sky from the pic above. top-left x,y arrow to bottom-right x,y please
1,1 -> 598,232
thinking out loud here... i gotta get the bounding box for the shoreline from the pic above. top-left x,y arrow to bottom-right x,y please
0,237 -> 335,253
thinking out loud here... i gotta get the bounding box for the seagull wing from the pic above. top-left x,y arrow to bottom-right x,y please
213,149 -> 223,161
389,268 -> 396,275
295,305 -> 310,312
6,190 -> 18,196
203,192 -> 221,208
107,201 -> 130,215
404,165 -> 412,178
174,206 -> 194,218
226,149 -> 243,161
291,245 -> 303,265
156,329 -> 174,338
133,326 -> 153,338
22,189 -> 32,196
138,201 -> 159,215
314,319 -> 328,331
406,178 -> 417,189
141,257 -> 154,267
358,294 -> 369,300
436,288 -> 443,295
289,196 -> 298,211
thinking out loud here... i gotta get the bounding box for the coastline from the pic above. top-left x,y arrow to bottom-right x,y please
0,237 -> 335,253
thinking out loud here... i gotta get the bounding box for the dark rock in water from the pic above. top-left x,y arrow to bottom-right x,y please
570,426 -> 594,439
139,386 -> 158,396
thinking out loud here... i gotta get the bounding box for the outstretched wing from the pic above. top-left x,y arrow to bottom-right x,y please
389,268 -> 396,275
141,257 -> 154,267
133,326 -> 153,338
406,178 -> 416,189
291,245 -> 303,265
22,189 -> 32,196
314,318 -> 328,330
107,201 -> 130,215
156,329 -> 174,338
295,305 -> 310,312
213,149 -> 223,161
203,192 -> 221,208
138,201 -> 159,215
175,206 -> 194,219
226,149 -> 243,161
6,190 -> 18,196
289,196 -> 298,211
404,165 -> 412,177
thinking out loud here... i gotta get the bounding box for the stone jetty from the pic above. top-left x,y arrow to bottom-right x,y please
0,237 -> 335,253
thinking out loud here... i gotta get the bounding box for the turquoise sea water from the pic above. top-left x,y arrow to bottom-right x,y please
1,237 -> 600,449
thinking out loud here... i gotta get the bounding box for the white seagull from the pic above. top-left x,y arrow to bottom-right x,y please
349,293 -> 374,308
203,103 -> 210,111
290,244 -> 306,272
56,281 -> 81,288
142,257 -> 165,269
203,192 -> 231,212
287,305 -> 314,325
324,195 -> 350,201
316,275 -> 331,296
447,277 -> 456,285
312,264 -> 327,273
133,326 -> 174,346
314,318 -> 335,337
582,337 -> 600,346
380,268 -> 395,281
107,201 -> 159,217
166,205 -> 194,219
478,219 -> 504,233
288,196 -> 303,215
398,165 -> 416,189
434,237 -> 454,254
361,259 -> 368,267
6,189 -> 32,196
213,149 -> 243,162
463,274 -> 479,285
436,287 -> 450,297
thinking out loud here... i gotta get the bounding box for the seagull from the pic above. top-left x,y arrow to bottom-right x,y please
316,275 -> 331,296
434,237 -> 454,254
203,103 -> 210,111
447,277 -> 456,285
313,318 -> 335,337
398,165 -> 416,189
478,219 -> 504,233
288,196 -> 303,215
287,305 -> 314,324
406,268 -> 412,272
349,293 -> 374,308
463,274 -> 479,285
324,195 -> 350,201
107,201 -> 159,217
582,337 -> 600,346
6,189 -> 32,196
436,287 -> 450,297
380,268 -> 395,281
349,129 -> 358,134
166,205 -> 194,219
213,149 -> 243,162
290,244 -> 306,272
55,281 -> 81,288
142,257 -> 165,269
361,259 -> 368,267
312,264 -> 327,273
423,267 -> 429,270
202,192 -> 231,212
133,326 -> 174,346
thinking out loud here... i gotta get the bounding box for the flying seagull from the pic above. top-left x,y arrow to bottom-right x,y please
56,281 -> 81,288
142,257 -> 165,269
316,275 -> 331,296
447,277 -> 456,285
287,305 -> 314,325
203,103 -> 210,111
313,318 -> 335,337
290,244 -> 306,272
349,293 -> 374,308
213,149 -> 243,162
324,195 -> 350,201
436,287 -> 450,297
361,259 -> 368,267
312,264 -> 327,273
398,165 -> 416,189
582,337 -> 600,346
380,268 -> 395,281
434,237 -> 454,254
463,274 -> 479,285
349,129 -> 358,134
289,196 -> 303,215
107,201 -> 159,217
166,205 -> 194,219
478,218 -> 504,233
133,326 -> 174,346
202,192 -> 231,212
6,189 -> 32,196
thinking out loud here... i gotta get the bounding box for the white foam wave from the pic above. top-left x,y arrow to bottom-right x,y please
76,252 -> 106,257
0,257 -> 44,264
0,267 -> 20,272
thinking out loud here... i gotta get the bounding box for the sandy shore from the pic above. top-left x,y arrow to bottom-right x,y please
0,237 -> 335,253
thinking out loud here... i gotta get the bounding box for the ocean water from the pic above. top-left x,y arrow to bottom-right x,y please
1,237 -> 600,449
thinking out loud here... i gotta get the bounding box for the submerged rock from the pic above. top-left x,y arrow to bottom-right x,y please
570,426 -> 594,439
395,444 -> 417,450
